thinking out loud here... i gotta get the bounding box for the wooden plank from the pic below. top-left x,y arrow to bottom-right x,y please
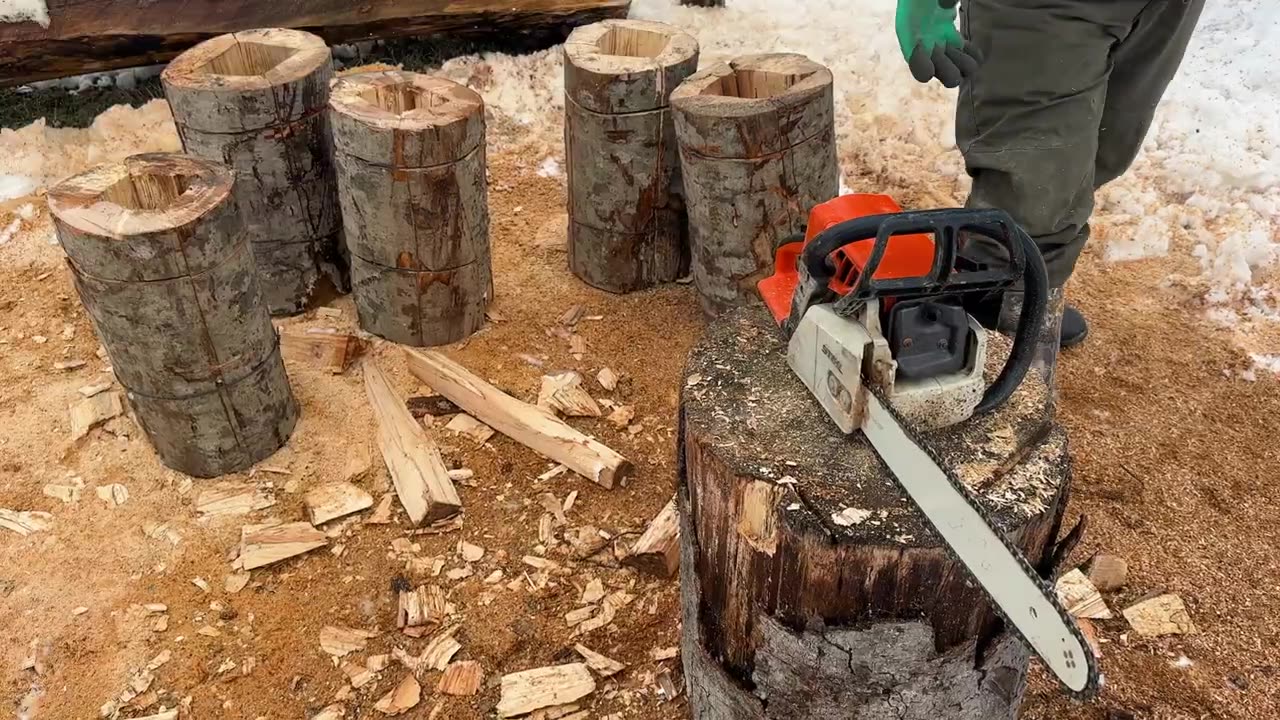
496,663 -> 596,717
280,330 -> 362,373
0,0 -> 632,87
364,360 -> 462,525
402,348 -> 632,488
622,496 -> 679,577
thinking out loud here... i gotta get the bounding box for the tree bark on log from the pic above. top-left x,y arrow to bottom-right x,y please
0,0 -> 632,87
678,306 -> 1071,719
671,54 -> 839,316
330,71 -> 492,346
48,153 -> 298,478
161,28 -> 346,316
563,20 -> 699,292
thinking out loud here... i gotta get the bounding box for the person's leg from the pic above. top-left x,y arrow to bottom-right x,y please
956,0 -> 1143,289
1094,0 -> 1207,189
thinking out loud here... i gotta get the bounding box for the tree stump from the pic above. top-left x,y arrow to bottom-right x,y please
161,28 -> 345,316
671,54 -> 839,316
48,153 -> 299,478
329,71 -> 492,346
678,305 -> 1071,719
563,19 -> 700,292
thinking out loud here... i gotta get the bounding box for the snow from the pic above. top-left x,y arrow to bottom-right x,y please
0,0 -> 49,28
0,175 -> 36,202
535,157 -> 562,178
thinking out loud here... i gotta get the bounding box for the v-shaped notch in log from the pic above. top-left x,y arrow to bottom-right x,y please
402,348 -> 632,488
364,359 -> 462,524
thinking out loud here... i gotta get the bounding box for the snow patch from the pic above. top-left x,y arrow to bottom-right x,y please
0,0 -> 49,28
0,218 -> 21,245
0,175 -> 36,202
535,157 -> 562,178
1250,353 -> 1280,375
1104,214 -> 1172,262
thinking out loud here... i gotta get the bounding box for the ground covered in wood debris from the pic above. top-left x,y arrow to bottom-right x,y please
3,1 -> 1280,718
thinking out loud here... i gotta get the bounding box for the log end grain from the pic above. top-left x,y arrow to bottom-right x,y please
161,28 -> 333,133
330,71 -> 486,167
563,19 -> 699,114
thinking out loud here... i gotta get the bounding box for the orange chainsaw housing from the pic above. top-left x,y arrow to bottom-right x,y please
759,193 -> 938,324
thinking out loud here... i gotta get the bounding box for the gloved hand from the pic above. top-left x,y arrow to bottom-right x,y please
895,0 -> 981,88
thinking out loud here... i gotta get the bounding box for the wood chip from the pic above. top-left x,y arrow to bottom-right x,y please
54,359 -> 86,371
446,566 -> 474,581
523,555 -> 559,570
320,626 -> 378,657
573,644 -> 625,677
126,711 -> 177,720
595,367 -> 618,392
538,371 -> 602,418
374,675 -> 421,716
445,413 -> 496,444
496,663 -> 596,717
655,669 -> 680,701
581,578 -> 605,605
310,705 -> 345,720
831,506 -> 872,527
191,577 -> 210,593
1123,594 -> 1196,637
539,492 -> 568,525
224,571 -> 250,594
0,509 -> 53,536
438,661 -> 484,696
341,660 -> 377,688
365,360 -> 462,525
196,482 -> 276,517
558,305 -> 585,326
77,381 -> 113,398
69,391 -> 123,439
197,625 -> 220,637
459,541 -> 485,563
447,468 -> 475,484
95,483 -> 129,506
650,646 -> 679,661
562,490 -> 578,513
538,514 -> 554,544
538,464 -> 568,482
367,493 -> 395,524
622,496 -> 679,577
239,522 -> 327,570
304,482 -> 374,525
280,329 -> 361,373
43,481 -> 82,503
1055,569 -> 1113,619
568,335 -> 587,358
421,626 -> 462,670
1088,554 -> 1128,592
565,606 -> 596,627
397,585 -> 447,628
605,405 -> 634,429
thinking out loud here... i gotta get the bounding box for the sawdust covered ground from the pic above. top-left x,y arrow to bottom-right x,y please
2,146 -> 1279,720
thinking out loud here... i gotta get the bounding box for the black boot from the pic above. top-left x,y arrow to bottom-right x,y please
963,291 -> 1088,349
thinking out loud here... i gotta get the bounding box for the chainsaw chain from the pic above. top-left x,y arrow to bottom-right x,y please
862,378 -> 1103,701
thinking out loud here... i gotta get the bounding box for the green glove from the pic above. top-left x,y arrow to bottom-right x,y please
895,0 -> 980,88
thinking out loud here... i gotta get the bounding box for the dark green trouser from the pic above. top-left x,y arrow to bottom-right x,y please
957,0 -> 1206,288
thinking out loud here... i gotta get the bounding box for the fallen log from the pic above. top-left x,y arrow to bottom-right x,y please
0,0 -> 633,87
402,347 -> 632,488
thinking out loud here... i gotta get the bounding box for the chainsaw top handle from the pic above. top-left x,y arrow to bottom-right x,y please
785,207 -> 1049,417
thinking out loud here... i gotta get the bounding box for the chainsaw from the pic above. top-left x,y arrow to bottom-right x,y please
758,193 -> 1101,699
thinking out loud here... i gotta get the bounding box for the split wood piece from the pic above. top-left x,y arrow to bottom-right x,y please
438,661 -> 484,696
280,330 -> 363,373
1087,553 -> 1128,592
305,482 -> 375,525
1122,594 -> 1196,637
397,584 -> 448,628
196,482 -> 275,517
397,625 -> 463,671
497,663 -> 596,717
573,644 -> 626,677
364,360 -> 462,525
374,674 -> 422,716
538,371 -> 603,417
677,306 -> 1071,719
596,367 -> 618,391
69,391 -> 124,440
331,72 -> 491,346
622,495 -> 680,577
320,626 -> 379,657
48,153 -> 298,476
162,29 -> 345,316
671,53 -> 839,315
445,413 -> 496,444
1054,569 -> 1113,620
403,348 -> 632,488
0,509 -> 53,536
311,707 -> 344,720
563,20 -> 700,292
240,522 -> 327,570
0,0 -> 632,87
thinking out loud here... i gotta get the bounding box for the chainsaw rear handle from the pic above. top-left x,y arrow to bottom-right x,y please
787,207 -> 1049,417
